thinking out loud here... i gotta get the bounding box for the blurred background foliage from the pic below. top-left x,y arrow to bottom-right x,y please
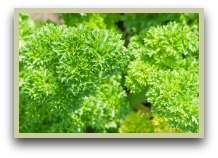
19,13 -> 199,133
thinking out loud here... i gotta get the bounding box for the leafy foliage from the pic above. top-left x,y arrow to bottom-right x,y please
19,13 -> 200,133
119,111 -> 154,133
119,111 -> 182,133
125,22 -> 199,132
151,114 -> 183,133
146,68 -> 199,132
19,13 -> 35,49
19,23 -> 129,132
71,76 -> 130,133
62,13 -> 121,31
179,13 -> 199,35
121,13 -> 181,35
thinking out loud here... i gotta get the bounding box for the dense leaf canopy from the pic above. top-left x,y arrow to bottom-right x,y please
19,13 -> 200,133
